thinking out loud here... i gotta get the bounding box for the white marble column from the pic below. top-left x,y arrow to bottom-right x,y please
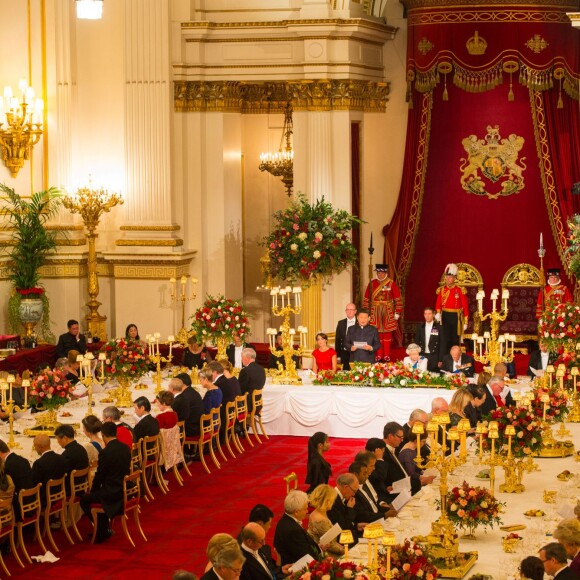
123,0 -> 172,226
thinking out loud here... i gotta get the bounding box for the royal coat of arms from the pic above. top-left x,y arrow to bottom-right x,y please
460,125 -> 526,199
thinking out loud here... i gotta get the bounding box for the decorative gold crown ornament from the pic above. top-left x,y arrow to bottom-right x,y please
466,31 -> 487,56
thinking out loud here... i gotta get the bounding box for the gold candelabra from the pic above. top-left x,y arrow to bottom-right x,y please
0,375 -> 29,449
259,103 -> 294,196
411,416 -> 478,577
63,185 -> 123,340
77,352 -> 106,418
0,80 -> 44,177
146,333 -> 175,394
471,288 -> 514,369
568,363 -> 580,423
169,276 -> 198,345
267,286 -> 307,385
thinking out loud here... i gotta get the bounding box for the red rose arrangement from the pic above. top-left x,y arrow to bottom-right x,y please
378,539 -> 438,580
190,295 -> 250,344
482,406 -> 543,457
539,302 -> 580,350
531,385 -> 569,423
289,556 -> 367,580
442,481 -> 504,536
101,338 -> 150,380
29,369 -> 73,410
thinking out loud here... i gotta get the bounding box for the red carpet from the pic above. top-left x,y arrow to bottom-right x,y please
5,435 -> 366,579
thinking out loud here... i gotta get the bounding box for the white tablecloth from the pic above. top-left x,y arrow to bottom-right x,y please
262,382 -> 455,438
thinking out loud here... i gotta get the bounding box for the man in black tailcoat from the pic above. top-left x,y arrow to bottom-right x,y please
414,306 -> 443,372
335,303 -> 357,370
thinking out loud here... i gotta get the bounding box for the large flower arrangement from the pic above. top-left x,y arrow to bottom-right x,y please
190,295 -> 250,343
101,338 -> 150,380
262,194 -> 361,285
442,481 -> 504,536
539,302 -> 580,351
531,384 -> 569,423
289,556 -> 367,580
313,362 -> 468,389
482,406 -> 543,457
566,213 -> 580,278
29,369 -> 73,410
378,540 -> 438,580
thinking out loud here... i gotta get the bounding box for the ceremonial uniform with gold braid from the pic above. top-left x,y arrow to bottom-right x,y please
536,283 -> 572,319
435,283 -> 469,355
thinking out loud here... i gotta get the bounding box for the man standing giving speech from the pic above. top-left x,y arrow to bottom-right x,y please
362,264 -> 402,360
435,264 -> 469,355
536,268 -> 572,320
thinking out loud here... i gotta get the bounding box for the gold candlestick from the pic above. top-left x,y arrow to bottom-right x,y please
170,277 -> 198,345
569,366 -> 580,422
0,376 -> 29,449
149,336 -> 174,394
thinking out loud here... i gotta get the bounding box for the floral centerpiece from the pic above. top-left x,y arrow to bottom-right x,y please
442,481 -> 504,537
289,556 -> 368,580
313,362 -> 468,389
539,302 -> 580,351
101,338 -> 150,380
29,369 -> 73,410
261,194 -> 361,285
482,406 -> 543,457
531,384 -> 569,423
566,213 -> 580,278
378,539 -> 438,579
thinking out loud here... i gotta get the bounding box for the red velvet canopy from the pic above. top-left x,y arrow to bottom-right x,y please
384,0 -> 580,330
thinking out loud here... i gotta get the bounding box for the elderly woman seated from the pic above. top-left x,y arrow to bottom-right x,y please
402,343 -> 428,372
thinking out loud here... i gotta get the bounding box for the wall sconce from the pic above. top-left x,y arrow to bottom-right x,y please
77,0 -> 104,19
0,80 -> 44,178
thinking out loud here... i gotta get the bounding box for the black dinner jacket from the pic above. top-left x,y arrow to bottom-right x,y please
368,458 -> 392,503
335,317 -> 356,369
551,567 -> 577,580
177,386 -> 204,437
239,362 -> 266,411
273,513 -> 320,566
327,495 -> 358,544
384,448 -> 421,496
90,438 -> 131,518
55,331 -> 87,358
414,321 -> 442,361
440,353 -> 475,378
133,413 -> 160,442
200,569 -> 220,580
479,386 -> 515,417
240,546 -> 276,580
32,450 -> 67,489
61,440 -> 90,474
527,349 -> 557,377
226,343 -> 247,367
353,488 -> 384,525
5,452 -> 33,497
215,374 -> 237,405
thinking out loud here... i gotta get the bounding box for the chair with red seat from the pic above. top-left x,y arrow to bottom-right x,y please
68,467 -> 91,542
210,406 -> 227,464
16,484 -> 47,564
184,412 -> 218,474
249,389 -> 268,444
43,476 -> 75,551
234,393 -> 251,450
175,420 -> 192,479
223,401 -> 238,459
140,434 -> 168,502
0,497 -> 25,575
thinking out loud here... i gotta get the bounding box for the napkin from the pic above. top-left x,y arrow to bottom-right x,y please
31,551 -> 59,563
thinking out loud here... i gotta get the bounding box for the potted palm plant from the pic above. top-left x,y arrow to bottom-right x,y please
0,183 -> 62,342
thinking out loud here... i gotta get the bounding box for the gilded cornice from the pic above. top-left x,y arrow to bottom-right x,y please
402,0 -> 579,9
120,225 -> 181,231
115,239 -> 184,247
174,80 -> 390,113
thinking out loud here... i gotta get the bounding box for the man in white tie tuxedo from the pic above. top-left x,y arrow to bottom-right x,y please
528,340 -> 555,378
241,523 -> 283,580
335,303 -> 358,370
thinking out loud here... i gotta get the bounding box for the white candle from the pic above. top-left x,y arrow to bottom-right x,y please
540,232 -> 543,248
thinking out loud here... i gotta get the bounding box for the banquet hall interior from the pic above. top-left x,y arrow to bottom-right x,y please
1,0 -> 580,578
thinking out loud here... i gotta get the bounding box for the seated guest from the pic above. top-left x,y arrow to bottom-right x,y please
518,556 -> 545,580
311,333 -> 337,373
220,360 -> 242,401
414,306 -> 442,372
54,357 -> 68,371
327,473 -> 360,541
398,431 -> 429,479
182,336 -> 212,370
268,332 -> 300,370
155,390 -> 178,429
335,303 -> 358,371
102,406 -> 134,449
402,343 -> 428,372
80,422 -> 131,543
54,424 -> 90,479
239,504 -> 277,569
168,377 -> 203,438
528,340 -> 556,378
366,438 -> 391,504
207,361 -> 234,427
494,361 -> 516,380
273,490 -> 321,565
226,333 -> 247,369
32,434 -> 67,503
431,397 -> 449,417
448,388 -> 473,428
349,461 -> 385,526
239,348 -> 266,412
173,572 -> 197,580
199,368 -> 224,413
465,385 -> 487,428
0,457 -> 14,509
480,375 -> 513,416
64,349 -> 81,385
538,542 -> 577,580
552,519 -> 580,576
204,533 -> 239,572
344,309 -> 380,364
440,345 -> 475,378
354,450 -> 395,516
476,371 -> 491,387
56,319 -> 87,358
82,415 -> 104,467
133,396 -> 160,442
125,323 -> 146,346
308,484 -> 344,558
401,409 -> 429,445
305,432 -> 331,494
0,439 -> 33,517
201,544 -> 245,580
240,522 -> 280,580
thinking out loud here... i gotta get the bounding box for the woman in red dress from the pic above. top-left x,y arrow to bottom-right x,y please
155,390 -> 178,429
311,332 -> 337,373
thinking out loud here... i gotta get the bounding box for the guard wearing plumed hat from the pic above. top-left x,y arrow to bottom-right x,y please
536,267 -> 572,320
435,263 -> 469,355
362,263 -> 402,360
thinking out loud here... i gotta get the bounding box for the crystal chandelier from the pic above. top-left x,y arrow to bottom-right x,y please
259,103 -> 294,196
77,0 -> 104,19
